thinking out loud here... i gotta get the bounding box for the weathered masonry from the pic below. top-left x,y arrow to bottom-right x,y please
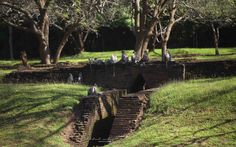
3,60 -> 236,146
4,62 -> 185,91
63,90 -> 149,147
4,61 -> 236,91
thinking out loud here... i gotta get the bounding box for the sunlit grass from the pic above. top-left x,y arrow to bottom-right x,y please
0,84 -> 89,147
108,76 -> 236,147
61,48 -> 236,62
0,48 -> 235,66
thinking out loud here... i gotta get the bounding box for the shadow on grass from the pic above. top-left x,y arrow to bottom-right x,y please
37,118 -> 74,144
177,86 -> 236,114
172,130 -> 236,147
152,85 -> 236,116
0,88 -> 85,146
193,118 -> 236,135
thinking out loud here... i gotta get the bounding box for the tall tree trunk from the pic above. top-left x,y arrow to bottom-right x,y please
161,21 -> 175,61
54,30 -> 73,64
133,0 -> 161,58
161,0 -> 179,62
8,26 -> 14,60
135,33 -> 145,57
38,10 -> 51,64
211,23 -> 220,55
162,40 -> 168,61
38,36 -> 50,64
149,25 -> 158,52
134,0 -> 141,33
78,34 -> 85,53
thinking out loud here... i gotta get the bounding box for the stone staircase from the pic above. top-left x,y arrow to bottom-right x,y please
109,93 -> 148,140
63,90 -> 124,147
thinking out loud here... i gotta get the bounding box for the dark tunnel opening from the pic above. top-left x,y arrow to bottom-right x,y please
131,74 -> 147,93
88,116 -> 115,147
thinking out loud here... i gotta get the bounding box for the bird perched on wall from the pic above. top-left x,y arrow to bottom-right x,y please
67,73 -> 74,84
78,72 -> 83,84
87,84 -> 97,96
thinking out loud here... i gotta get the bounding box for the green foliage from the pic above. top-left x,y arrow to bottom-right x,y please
0,84 -> 89,146
108,77 -> 236,147
190,0 -> 236,25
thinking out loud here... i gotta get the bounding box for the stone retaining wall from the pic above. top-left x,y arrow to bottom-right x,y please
3,62 -> 185,92
3,60 -> 236,91
64,90 -> 125,147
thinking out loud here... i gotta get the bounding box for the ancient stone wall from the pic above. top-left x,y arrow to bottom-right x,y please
3,62 -> 185,92
3,61 -> 236,90
64,90 -> 125,147
185,60 -> 236,79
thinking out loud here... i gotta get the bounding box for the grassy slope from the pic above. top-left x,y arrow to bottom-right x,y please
0,48 -> 235,66
0,84 -> 89,147
108,77 -> 236,147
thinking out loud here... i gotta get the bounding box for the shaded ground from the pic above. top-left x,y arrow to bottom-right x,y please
0,84 -> 88,146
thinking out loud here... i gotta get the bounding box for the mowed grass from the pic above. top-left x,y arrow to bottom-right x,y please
62,48 -> 236,62
0,84 -> 89,147
108,77 -> 236,147
0,48 -> 235,66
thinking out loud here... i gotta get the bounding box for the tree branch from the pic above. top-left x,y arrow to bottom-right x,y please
0,2 -> 34,23
0,2 -> 39,33
2,18 -> 35,33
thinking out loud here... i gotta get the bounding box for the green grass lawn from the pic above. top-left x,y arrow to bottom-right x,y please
108,76 -> 236,147
0,84 -> 89,147
62,48 -> 236,63
0,48 -> 235,66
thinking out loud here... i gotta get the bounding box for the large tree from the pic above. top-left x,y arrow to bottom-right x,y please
0,0 -> 120,64
158,0 -> 188,61
132,0 -> 191,61
0,0 -> 52,64
187,0 -> 236,55
51,0 -> 122,63
132,0 -> 167,59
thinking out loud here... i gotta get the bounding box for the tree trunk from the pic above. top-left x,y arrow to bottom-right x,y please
54,30 -> 73,64
135,33 -> 145,57
8,26 -> 14,60
162,40 -> 168,61
38,11 -> 51,64
149,25 -> 158,52
78,31 -> 85,53
211,23 -> 220,55
161,20 -> 174,61
38,36 -> 50,64
160,0 -> 178,62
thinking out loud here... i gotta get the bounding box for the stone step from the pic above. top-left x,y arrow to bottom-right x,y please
118,107 -> 141,110
119,99 -> 141,102
115,114 -> 139,117
110,126 -> 134,129
110,129 -> 132,133
118,103 -> 142,106
112,120 -> 135,123
116,110 -> 140,113
116,113 -> 140,115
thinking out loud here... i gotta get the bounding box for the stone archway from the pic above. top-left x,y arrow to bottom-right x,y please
131,74 -> 147,92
